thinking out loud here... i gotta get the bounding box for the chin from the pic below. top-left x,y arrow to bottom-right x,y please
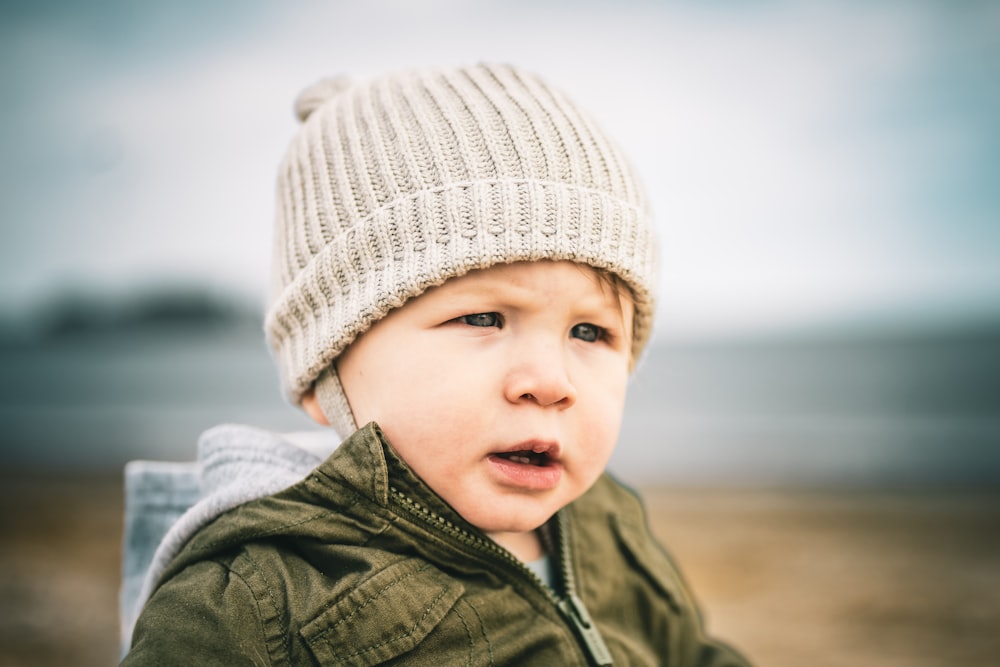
473,510 -> 556,535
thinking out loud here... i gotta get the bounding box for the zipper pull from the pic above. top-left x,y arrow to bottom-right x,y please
559,593 -> 613,666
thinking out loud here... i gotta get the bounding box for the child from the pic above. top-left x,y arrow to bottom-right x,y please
123,63 -> 751,666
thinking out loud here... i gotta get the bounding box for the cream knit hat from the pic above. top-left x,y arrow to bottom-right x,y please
265,63 -> 658,436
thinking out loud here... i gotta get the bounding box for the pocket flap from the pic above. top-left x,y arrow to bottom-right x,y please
300,559 -> 464,666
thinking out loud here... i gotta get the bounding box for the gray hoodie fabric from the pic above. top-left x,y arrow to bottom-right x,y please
119,424 -> 340,656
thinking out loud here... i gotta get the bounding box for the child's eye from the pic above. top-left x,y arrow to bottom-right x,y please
570,323 -> 605,342
459,312 -> 502,328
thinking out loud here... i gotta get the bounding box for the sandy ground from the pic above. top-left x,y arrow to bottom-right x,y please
641,488 -> 1000,666
1,473 -> 998,667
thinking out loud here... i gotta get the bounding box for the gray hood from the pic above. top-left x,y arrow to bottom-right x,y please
119,424 -> 339,655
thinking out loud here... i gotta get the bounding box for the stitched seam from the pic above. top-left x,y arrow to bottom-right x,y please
221,561 -> 282,667
194,488 -> 363,552
196,510 -> 332,552
452,601 -> 476,667
465,600 -> 495,665
359,514 -> 396,546
339,586 -> 453,660
312,563 -> 432,640
242,551 -> 294,663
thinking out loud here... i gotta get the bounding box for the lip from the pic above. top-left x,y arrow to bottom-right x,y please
493,439 -> 562,460
487,440 -> 563,491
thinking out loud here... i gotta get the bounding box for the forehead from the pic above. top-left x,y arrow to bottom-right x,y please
429,261 -> 631,306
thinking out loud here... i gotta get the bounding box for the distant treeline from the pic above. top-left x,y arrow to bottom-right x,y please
3,285 -> 999,348
2,288 -> 262,341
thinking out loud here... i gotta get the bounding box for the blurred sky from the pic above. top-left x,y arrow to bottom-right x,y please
1,0 -> 998,340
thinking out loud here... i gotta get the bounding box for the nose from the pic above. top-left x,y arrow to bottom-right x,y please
503,339 -> 577,409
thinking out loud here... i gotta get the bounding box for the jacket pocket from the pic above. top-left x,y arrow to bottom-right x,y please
300,559 -> 464,666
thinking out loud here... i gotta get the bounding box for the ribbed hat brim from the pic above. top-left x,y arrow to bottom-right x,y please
266,177 -> 656,400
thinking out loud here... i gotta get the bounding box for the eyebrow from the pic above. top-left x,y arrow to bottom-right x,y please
436,275 -> 631,324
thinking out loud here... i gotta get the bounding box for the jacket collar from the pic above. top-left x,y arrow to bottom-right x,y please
315,422 -> 471,529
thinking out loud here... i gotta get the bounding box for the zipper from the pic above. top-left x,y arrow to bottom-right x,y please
390,486 -> 613,666
554,512 -> 614,667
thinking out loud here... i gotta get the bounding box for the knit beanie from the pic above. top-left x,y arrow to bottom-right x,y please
265,63 -> 658,437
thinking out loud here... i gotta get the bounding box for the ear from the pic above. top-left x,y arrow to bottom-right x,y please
301,389 -> 331,426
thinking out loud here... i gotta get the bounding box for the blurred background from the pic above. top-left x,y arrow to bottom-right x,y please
1,1 -> 998,666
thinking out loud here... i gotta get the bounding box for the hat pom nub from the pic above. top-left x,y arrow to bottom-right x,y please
293,76 -> 353,122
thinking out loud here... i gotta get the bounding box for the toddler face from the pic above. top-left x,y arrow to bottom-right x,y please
335,260 -> 633,541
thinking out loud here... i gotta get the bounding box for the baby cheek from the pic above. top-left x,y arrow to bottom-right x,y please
583,387 -> 627,448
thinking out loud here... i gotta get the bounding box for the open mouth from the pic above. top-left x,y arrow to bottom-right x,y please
494,450 -> 552,466
489,443 -> 563,489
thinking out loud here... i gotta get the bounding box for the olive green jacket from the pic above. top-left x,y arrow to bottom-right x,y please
124,423 -> 750,666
